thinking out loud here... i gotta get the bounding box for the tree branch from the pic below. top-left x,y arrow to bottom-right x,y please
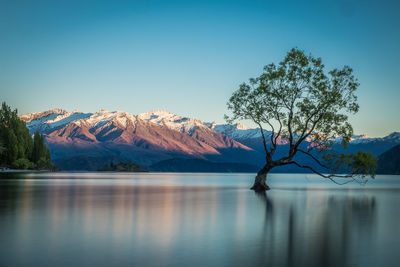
273,107 -> 283,149
297,148 -> 330,169
256,122 -> 269,155
293,111 -> 325,151
288,161 -> 366,185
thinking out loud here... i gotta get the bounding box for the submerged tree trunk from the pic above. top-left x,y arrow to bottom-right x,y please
251,165 -> 272,192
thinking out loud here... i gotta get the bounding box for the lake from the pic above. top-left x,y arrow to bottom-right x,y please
0,172 -> 399,267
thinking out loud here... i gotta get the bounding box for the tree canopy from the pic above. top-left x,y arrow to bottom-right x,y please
226,48 -> 377,191
0,102 -> 54,170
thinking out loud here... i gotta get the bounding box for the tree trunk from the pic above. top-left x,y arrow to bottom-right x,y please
251,165 -> 271,192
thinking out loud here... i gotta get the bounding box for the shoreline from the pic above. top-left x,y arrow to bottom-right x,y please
0,169 -> 51,173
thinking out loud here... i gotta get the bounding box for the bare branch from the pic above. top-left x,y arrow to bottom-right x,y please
294,111 -> 325,151
297,148 -> 330,169
273,107 -> 283,148
288,161 -> 366,185
256,121 -> 269,155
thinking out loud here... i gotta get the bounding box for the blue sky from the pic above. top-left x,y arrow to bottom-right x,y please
0,0 -> 399,137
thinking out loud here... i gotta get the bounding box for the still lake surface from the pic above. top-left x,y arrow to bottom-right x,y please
0,172 -> 399,267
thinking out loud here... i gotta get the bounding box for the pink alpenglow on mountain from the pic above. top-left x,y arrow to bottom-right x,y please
20,109 -> 257,168
19,109 -> 399,171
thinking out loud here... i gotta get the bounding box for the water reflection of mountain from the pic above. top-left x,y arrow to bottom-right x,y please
1,174 -> 398,267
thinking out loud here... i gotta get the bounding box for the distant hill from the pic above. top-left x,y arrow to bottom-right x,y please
149,158 -> 259,173
376,144 -> 400,174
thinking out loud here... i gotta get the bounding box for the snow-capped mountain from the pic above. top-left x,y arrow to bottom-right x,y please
19,108 -> 399,171
208,121 -> 400,145
138,110 -> 267,140
373,132 -> 400,143
207,122 -> 268,140
21,109 -> 399,148
19,108 -> 67,122
340,132 -> 400,144
205,121 -> 400,158
19,109 -> 259,169
20,108 -> 93,134
138,110 -> 205,134
138,110 -> 253,150
348,134 -> 372,144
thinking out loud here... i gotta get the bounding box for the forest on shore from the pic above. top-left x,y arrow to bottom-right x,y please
0,102 -> 54,170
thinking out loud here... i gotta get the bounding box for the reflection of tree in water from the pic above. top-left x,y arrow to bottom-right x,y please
0,175 -> 26,214
255,191 -> 377,267
254,192 -> 274,266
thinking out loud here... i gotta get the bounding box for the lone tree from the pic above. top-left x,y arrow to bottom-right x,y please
226,48 -> 377,192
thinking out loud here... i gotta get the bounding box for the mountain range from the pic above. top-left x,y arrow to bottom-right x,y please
19,109 -> 400,172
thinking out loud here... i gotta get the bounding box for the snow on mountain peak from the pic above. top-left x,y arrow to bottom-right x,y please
19,108 -> 95,134
210,122 -> 270,140
139,110 -> 177,122
235,123 -> 249,130
113,111 -> 137,128
349,134 -> 372,144
209,122 -> 217,128
20,108 -> 399,146
81,110 -> 121,127
20,108 -> 67,123
385,132 -> 400,139
341,132 -> 400,144
139,110 -> 205,134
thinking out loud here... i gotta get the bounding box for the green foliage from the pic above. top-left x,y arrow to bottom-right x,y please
12,158 -> 35,170
31,131 -> 53,170
0,101 -> 54,170
226,48 -> 377,183
0,137 -> 5,154
322,150 -> 377,178
6,130 -> 19,163
32,131 -> 48,164
36,156 -> 54,170
226,48 -> 358,146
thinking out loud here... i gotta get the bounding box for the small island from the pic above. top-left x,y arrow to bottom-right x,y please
98,162 -> 147,172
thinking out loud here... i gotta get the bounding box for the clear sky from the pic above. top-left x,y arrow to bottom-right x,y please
0,0 -> 399,137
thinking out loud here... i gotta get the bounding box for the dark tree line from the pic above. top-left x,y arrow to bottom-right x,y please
98,162 -> 146,172
0,102 -> 54,170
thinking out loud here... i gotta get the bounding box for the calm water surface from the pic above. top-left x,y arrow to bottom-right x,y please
0,172 -> 399,267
